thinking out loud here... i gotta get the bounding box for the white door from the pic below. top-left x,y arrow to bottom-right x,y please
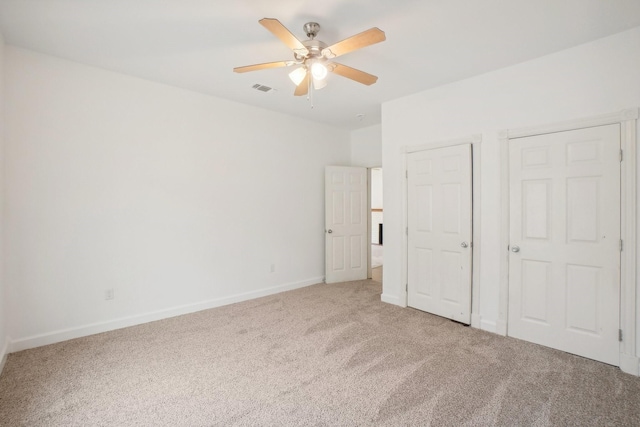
407,144 -> 472,324
325,166 -> 368,283
508,124 -> 621,366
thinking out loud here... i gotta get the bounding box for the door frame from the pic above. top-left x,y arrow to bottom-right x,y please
498,109 -> 639,375
400,135 -> 482,327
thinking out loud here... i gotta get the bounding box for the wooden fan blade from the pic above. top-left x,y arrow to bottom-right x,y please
329,63 -> 378,85
259,18 -> 309,56
322,27 -> 385,59
294,72 -> 310,96
233,60 -> 294,73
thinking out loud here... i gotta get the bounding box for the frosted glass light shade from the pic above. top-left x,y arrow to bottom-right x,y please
311,62 -> 328,80
313,77 -> 327,90
288,67 -> 307,86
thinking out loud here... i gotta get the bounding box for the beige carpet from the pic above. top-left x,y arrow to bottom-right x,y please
1,280 -> 639,426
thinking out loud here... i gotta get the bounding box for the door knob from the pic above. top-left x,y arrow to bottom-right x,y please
460,242 -> 468,248
511,245 -> 520,253
327,229 -> 333,234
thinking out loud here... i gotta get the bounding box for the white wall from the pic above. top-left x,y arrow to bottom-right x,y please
351,124 -> 382,167
371,168 -> 383,209
382,28 -> 640,335
4,47 -> 351,350
0,34 -> 6,370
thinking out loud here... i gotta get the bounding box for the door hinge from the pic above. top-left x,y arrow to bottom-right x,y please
620,239 -> 623,252
619,329 -> 623,342
620,149 -> 623,162
406,227 -> 408,235
406,283 -> 408,292
406,170 -> 408,179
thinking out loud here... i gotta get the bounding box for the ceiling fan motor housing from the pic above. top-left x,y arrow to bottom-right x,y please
296,39 -> 328,62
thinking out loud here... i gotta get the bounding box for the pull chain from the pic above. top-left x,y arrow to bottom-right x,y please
307,74 -> 314,109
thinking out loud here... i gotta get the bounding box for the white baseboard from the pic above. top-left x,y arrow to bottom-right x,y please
10,276 -> 324,353
479,319 -> 508,336
620,353 -> 640,376
381,293 -> 405,307
471,313 -> 482,329
0,337 -> 10,375
480,318 -> 498,334
495,319 -> 508,336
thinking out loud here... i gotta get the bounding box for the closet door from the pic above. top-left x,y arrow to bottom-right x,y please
407,144 -> 472,324
508,124 -> 621,365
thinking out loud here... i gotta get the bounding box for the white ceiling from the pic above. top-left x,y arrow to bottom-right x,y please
1,0 -> 639,130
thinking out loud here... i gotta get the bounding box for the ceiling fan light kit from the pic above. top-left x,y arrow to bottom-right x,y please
288,67 -> 307,86
234,18 -> 385,101
310,60 -> 328,80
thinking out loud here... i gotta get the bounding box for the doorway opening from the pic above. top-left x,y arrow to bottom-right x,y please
370,168 -> 383,283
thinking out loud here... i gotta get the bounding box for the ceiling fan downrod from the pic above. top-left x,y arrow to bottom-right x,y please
303,22 -> 321,40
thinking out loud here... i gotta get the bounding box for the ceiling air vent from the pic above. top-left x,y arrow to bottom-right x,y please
252,83 -> 276,93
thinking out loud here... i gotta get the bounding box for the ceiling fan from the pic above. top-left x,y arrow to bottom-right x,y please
234,18 -> 386,96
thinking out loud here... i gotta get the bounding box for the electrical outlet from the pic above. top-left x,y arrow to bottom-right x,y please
105,288 -> 114,300
270,263 -> 276,273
